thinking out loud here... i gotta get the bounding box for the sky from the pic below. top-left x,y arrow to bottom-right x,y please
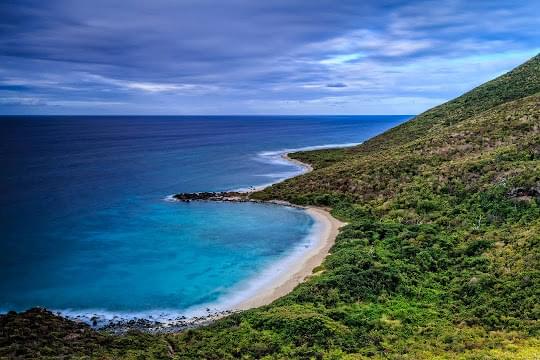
0,0 -> 539,115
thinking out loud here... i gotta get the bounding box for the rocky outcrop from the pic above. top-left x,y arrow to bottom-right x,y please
172,191 -> 301,209
173,191 -> 250,202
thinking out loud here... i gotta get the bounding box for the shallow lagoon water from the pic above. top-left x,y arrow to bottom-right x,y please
0,115 -> 409,320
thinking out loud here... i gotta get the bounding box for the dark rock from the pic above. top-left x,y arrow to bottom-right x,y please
173,191 -> 250,202
90,316 -> 98,326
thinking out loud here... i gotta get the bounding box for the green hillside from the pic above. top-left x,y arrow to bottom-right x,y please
2,55 -> 539,359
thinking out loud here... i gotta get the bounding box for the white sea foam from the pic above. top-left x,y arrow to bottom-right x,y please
231,142 -> 361,192
256,142 -> 360,167
50,308 -> 188,328
163,194 -> 178,202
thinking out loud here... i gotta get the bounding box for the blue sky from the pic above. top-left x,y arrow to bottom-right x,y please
0,0 -> 538,115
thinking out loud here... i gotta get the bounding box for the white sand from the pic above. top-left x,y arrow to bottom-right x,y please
235,206 -> 345,309
282,153 -> 313,174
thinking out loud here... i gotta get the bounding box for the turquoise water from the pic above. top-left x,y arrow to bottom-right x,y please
0,115 -> 409,323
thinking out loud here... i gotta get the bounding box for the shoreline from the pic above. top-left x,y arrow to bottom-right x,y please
119,149 -> 346,332
234,206 -> 344,310
99,153 -> 344,332
229,152 -> 314,193
168,150 -> 341,304
8,148 -> 348,333
158,151 -> 345,328
281,153 -> 313,175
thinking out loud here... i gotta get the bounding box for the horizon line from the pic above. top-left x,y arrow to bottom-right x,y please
0,114 -> 416,117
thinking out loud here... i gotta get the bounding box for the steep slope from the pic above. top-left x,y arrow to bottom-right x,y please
255,92 -> 540,204
277,54 -> 540,173
1,54 -> 539,359
357,53 -> 540,156
255,54 -> 540,204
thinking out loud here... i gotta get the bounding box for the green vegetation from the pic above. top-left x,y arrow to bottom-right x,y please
2,54 -> 539,359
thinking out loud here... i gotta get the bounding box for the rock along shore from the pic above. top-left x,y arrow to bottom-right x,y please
172,191 -> 295,207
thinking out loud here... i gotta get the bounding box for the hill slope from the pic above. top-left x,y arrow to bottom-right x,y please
1,54 -> 539,359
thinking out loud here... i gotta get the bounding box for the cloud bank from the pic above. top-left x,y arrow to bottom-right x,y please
0,0 -> 538,114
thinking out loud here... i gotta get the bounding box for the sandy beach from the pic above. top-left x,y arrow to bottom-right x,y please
168,151 -> 345,318
231,152 -> 343,310
282,153 -> 313,174
235,206 -> 345,310
213,152 -> 342,311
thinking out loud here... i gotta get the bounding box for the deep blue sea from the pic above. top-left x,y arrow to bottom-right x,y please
0,115 -> 409,323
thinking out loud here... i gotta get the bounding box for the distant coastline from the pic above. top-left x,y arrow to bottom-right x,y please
231,142 -> 359,193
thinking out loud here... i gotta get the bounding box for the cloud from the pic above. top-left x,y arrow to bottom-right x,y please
309,29 -> 435,59
0,0 -> 538,114
320,54 -> 364,65
83,74 -> 219,94
326,83 -> 347,88
0,96 -> 46,106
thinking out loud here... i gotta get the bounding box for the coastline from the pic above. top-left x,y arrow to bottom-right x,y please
169,151 -> 343,311
12,148 -> 349,333
164,149 -> 349,321
229,152 -> 314,193
169,150 -> 343,308
281,153 -> 313,174
95,152 -> 345,333
233,142 -> 359,193
234,206 -> 344,310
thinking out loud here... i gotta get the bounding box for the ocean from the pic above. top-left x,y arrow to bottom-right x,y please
0,115 -> 409,324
